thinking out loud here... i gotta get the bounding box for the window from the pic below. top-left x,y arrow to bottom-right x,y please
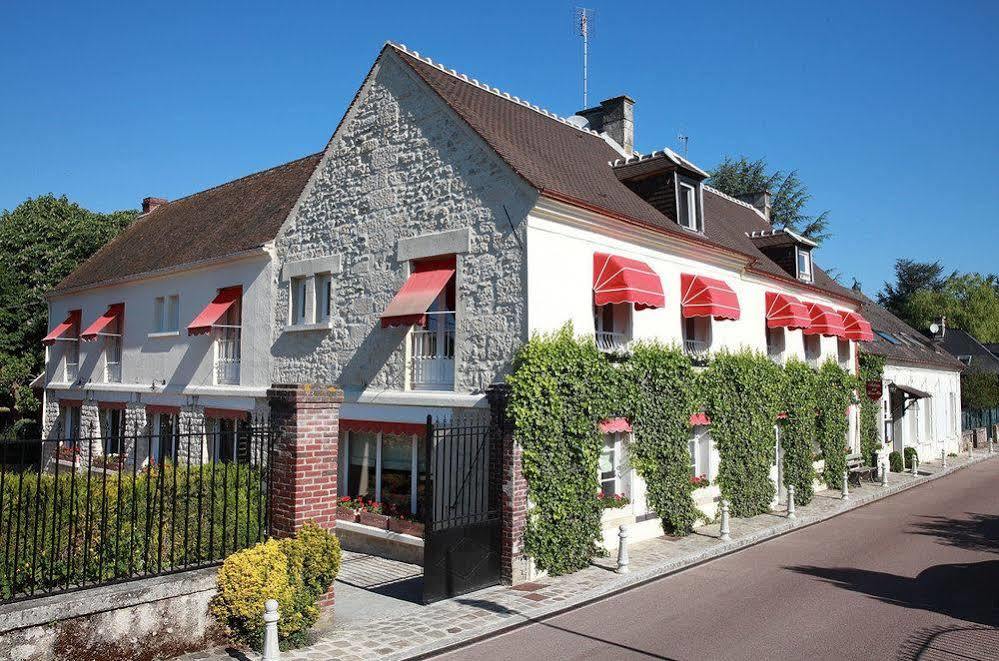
683,316 -> 711,357
151,413 -> 179,464
64,336 -> 79,382
207,417 -> 251,463
290,277 -> 308,325
154,295 -> 180,332
926,398 -> 935,441
804,334 -> 821,366
950,392 -> 958,433
796,247 -> 813,282
62,405 -> 80,447
594,303 -> 631,351
599,432 -> 630,498
340,430 -> 426,516
214,293 -> 242,385
688,426 -> 712,481
678,182 -> 699,231
104,315 -> 122,383
838,338 -> 851,368
766,326 -> 785,362
410,258 -> 456,390
875,330 -> 901,345
315,273 -> 332,323
101,409 -> 125,455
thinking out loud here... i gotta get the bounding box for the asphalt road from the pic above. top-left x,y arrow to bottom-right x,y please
434,459 -> 999,661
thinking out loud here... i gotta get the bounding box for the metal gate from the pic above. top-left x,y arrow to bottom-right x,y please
422,415 -> 501,603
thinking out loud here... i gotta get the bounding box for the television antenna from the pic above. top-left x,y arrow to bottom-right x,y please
575,8 -> 595,107
677,133 -> 690,156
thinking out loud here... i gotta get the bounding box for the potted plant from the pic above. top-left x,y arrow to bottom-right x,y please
690,474 -> 710,489
358,500 -> 389,529
336,496 -> 360,522
597,492 -> 631,509
388,512 -> 425,537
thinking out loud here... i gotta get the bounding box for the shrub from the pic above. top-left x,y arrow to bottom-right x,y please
211,523 -> 340,650
889,451 -> 903,473
903,447 -> 918,469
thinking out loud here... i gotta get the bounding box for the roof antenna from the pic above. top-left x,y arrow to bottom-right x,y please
575,7 -> 594,107
677,133 -> 689,156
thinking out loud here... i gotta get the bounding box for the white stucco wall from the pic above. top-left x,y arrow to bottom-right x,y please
881,363 -> 962,459
43,253 -> 273,409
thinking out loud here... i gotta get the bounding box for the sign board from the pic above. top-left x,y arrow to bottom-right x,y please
866,380 -> 883,401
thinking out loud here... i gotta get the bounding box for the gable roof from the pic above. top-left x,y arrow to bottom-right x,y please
856,294 -> 964,371
51,153 -> 322,294
936,328 -> 999,374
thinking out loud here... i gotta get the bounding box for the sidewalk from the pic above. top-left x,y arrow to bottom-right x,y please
181,451 -> 998,661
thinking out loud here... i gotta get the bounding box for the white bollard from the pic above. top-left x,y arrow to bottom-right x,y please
881,461 -> 889,487
941,448 -> 947,469
970,441 -> 974,458
262,599 -> 280,661
911,456 -> 918,477
787,484 -> 797,521
990,437 -> 994,454
616,524 -> 630,574
719,500 -> 731,541
841,470 -> 850,500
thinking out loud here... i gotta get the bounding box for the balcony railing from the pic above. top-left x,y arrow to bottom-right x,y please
411,327 -> 455,389
806,355 -> 820,368
105,361 -> 121,383
595,331 -> 628,352
767,345 -> 783,364
684,339 -> 710,358
65,361 -> 79,383
214,326 -> 241,385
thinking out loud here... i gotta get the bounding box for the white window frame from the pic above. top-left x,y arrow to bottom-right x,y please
804,334 -> 822,367
104,333 -> 122,383
213,296 -> 241,386
64,338 -> 80,383
101,408 -> 125,455
152,412 -> 179,464
837,338 -> 852,369
688,426 -> 712,480
410,290 -> 456,391
599,432 -> 629,498
796,247 -> 813,283
683,315 -> 711,357
678,182 -> 699,231
154,294 -> 181,333
154,296 -> 165,332
340,430 -> 421,515
315,273 -> 332,323
594,303 -> 632,351
62,405 -> 81,447
290,276 -> 309,325
766,325 -> 785,362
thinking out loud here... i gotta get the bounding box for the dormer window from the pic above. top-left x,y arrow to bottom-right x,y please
796,247 -> 813,283
677,180 -> 702,232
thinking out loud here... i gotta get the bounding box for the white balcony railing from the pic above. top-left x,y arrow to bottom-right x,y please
65,361 -> 79,383
767,345 -> 783,364
104,335 -> 122,383
595,331 -> 628,352
105,361 -> 121,383
684,339 -> 710,358
214,326 -> 241,385
411,327 -> 454,389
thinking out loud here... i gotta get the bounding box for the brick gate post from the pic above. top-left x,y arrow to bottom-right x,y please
487,384 -> 529,585
267,384 -> 343,609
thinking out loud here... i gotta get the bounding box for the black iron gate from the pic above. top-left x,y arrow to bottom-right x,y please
422,415 -> 501,603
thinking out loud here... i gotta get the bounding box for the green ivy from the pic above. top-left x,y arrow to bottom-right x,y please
815,361 -> 855,487
780,359 -> 818,505
858,353 -> 886,466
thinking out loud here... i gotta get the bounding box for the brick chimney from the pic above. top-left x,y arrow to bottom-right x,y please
736,190 -> 772,221
142,197 -> 168,214
577,95 -> 635,156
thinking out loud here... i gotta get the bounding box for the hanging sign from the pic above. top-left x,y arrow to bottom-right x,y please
866,380 -> 883,401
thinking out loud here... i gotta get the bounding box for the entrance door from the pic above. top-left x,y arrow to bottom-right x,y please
422,416 -> 501,603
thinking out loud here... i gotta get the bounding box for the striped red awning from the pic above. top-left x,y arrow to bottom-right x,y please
841,311 -> 874,342
765,292 -> 811,330
689,412 -> 711,426
380,259 -> 455,328
599,417 -> 633,433
188,287 -> 242,336
593,252 -> 665,310
81,304 -> 124,342
802,303 -> 846,338
42,310 -> 81,346
681,274 -> 740,320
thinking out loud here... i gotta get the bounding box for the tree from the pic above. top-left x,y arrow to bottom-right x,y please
708,156 -> 831,244
878,258 -> 951,318
0,195 -> 136,422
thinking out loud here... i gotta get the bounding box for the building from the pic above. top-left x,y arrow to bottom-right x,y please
935,327 -> 999,375
41,42 -> 939,571
857,298 -> 964,460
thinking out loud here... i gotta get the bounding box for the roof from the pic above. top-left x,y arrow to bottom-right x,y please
51,153 -> 323,294
936,328 -> 999,375
856,295 -> 964,372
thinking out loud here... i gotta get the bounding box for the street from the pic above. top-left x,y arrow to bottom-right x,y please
434,460 -> 999,660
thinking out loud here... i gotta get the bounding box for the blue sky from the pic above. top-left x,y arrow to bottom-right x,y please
2,1 -> 997,294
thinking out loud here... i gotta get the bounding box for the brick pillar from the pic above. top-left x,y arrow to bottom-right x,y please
267,384 -> 343,611
488,384 -> 529,585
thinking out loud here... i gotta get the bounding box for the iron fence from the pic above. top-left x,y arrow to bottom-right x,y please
962,407 -> 999,436
0,425 -> 272,604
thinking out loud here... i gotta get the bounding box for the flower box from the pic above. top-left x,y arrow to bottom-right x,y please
358,511 -> 389,529
388,517 -> 425,538
336,506 -> 359,522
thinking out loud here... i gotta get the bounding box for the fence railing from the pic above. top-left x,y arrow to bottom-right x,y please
962,407 -> 999,436
0,425 -> 272,604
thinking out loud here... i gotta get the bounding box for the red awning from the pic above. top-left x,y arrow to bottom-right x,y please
681,274 -> 740,320
188,287 -> 242,336
689,412 -> 711,426
765,292 -> 811,330
592,253 -> 665,310
841,311 -> 874,342
380,268 -> 455,328
81,304 -> 124,342
43,310 -> 81,346
340,419 -> 427,436
204,407 -> 250,420
598,417 -> 633,433
802,303 -> 846,338
146,405 -> 181,415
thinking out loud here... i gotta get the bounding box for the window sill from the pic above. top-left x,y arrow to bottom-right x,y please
282,321 -> 333,333
148,331 -> 180,339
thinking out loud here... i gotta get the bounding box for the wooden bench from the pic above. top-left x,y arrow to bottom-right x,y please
846,453 -> 876,486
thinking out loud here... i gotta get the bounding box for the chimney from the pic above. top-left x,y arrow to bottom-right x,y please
736,190 -> 772,222
577,95 -> 635,156
142,197 -> 168,214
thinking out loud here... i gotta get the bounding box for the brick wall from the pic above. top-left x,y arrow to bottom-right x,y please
488,385 -> 529,585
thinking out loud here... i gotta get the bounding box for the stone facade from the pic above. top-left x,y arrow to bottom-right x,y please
271,51 -> 536,394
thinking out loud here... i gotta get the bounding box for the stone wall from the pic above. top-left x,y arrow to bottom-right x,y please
272,51 -> 536,393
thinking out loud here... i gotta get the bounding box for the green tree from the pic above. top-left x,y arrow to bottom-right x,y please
708,156 -> 831,244
0,195 -> 136,421
878,258 -> 951,319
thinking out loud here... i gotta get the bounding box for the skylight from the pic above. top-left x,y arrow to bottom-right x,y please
875,330 -> 901,345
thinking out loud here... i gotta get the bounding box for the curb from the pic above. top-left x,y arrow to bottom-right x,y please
403,452 -> 999,660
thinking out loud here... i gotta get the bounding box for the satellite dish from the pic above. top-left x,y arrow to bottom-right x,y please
929,323 -> 940,335
565,115 -> 590,129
